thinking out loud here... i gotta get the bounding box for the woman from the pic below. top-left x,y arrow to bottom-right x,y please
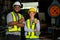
24,7 -> 40,40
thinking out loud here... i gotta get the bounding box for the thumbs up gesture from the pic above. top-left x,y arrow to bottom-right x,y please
34,18 -> 38,24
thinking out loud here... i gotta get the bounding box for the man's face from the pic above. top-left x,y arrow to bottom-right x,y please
29,12 -> 35,18
14,5 -> 20,12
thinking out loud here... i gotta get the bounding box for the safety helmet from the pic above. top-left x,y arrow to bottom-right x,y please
13,1 -> 21,7
28,7 -> 37,14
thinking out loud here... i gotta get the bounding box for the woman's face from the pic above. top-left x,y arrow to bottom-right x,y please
29,12 -> 35,18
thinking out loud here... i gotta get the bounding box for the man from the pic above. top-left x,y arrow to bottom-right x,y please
6,1 -> 24,40
24,7 -> 40,40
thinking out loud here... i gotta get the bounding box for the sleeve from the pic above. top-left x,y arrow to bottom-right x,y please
7,13 -> 13,24
36,20 -> 40,32
24,21 -> 33,32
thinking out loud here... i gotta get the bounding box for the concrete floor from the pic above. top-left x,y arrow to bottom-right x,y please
0,36 -> 52,40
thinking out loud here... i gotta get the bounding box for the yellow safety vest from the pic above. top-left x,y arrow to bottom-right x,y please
26,19 -> 39,39
8,12 -> 22,32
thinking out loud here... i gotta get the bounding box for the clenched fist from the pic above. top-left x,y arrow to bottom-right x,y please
34,18 -> 38,24
19,18 -> 24,23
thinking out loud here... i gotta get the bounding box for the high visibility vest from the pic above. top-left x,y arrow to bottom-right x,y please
8,12 -> 22,32
26,19 -> 39,39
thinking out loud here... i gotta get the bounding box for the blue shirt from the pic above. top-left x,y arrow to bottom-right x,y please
24,19 -> 40,36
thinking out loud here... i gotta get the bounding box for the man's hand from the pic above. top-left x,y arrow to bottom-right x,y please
8,21 -> 18,26
19,18 -> 24,23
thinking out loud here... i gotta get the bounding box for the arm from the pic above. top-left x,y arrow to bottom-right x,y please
8,21 -> 18,26
7,13 -> 19,26
34,20 -> 40,35
8,21 -> 24,27
17,16 -> 25,27
7,13 -> 24,27
7,13 -> 17,26
18,17 -> 24,23
36,20 -> 40,32
34,19 -> 40,32
16,23 -> 25,27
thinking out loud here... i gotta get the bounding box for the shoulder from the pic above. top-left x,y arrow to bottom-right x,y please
37,19 -> 40,22
7,12 -> 12,15
7,12 -> 12,17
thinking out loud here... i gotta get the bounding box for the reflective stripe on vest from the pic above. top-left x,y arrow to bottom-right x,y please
26,19 -> 39,38
8,12 -> 22,32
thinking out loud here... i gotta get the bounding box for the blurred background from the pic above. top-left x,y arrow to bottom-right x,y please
0,0 -> 60,40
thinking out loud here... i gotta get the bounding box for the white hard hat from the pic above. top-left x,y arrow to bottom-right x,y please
13,1 -> 21,7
